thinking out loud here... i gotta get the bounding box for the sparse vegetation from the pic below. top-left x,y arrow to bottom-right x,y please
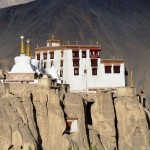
67,144 -> 72,150
89,143 -> 97,150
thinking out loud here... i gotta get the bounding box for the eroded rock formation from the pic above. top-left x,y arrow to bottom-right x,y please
0,83 -> 149,150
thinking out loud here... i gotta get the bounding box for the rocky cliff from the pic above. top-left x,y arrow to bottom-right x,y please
0,82 -> 149,150
0,0 -> 150,100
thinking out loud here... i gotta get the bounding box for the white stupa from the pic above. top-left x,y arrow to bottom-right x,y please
6,35 -> 38,83
10,36 -> 34,73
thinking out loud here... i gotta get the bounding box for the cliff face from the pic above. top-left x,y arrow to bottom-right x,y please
0,0 -> 150,99
0,82 -> 149,150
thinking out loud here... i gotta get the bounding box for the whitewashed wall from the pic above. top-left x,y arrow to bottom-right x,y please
36,49 -> 125,92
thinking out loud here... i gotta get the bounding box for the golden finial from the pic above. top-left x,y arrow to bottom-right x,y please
130,66 -> 134,88
20,35 -> 25,54
26,39 -> 30,57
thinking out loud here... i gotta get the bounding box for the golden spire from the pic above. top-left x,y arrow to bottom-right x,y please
26,39 -> 30,57
130,66 -> 134,88
20,35 -> 25,54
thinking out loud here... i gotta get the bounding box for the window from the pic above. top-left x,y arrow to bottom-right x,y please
60,70 -> 63,77
73,59 -> 79,67
44,62 -> 46,68
114,66 -> 120,73
51,61 -> 53,66
84,69 -> 87,74
82,51 -> 86,58
72,51 -> 79,58
105,66 -> 112,73
43,52 -> 47,60
90,50 -> 100,58
37,53 -> 40,60
74,68 -> 79,75
60,60 -> 63,67
61,51 -> 63,57
50,51 -> 54,59
91,59 -> 98,67
92,68 -> 97,75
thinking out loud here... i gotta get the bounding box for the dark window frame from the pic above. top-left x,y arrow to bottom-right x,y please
60,60 -> 63,67
44,62 -> 47,68
72,51 -> 79,58
60,70 -> 63,77
73,59 -> 79,67
50,52 -> 54,59
113,66 -> 120,73
51,61 -> 53,66
37,53 -> 40,60
82,51 -> 86,58
43,53 -> 47,60
61,51 -> 63,57
92,68 -> 97,75
105,66 -> 112,73
90,50 -> 100,58
74,68 -> 79,75
91,59 -> 98,67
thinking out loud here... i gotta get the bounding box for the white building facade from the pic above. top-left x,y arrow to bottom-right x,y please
35,38 -> 125,92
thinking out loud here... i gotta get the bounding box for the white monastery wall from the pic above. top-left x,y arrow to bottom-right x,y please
36,47 -> 125,92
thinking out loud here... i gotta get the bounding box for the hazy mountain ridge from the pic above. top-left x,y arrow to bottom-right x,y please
0,0 -> 150,99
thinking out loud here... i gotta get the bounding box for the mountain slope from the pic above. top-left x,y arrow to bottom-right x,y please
0,0 -> 150,99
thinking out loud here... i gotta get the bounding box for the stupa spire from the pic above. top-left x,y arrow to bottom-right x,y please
26,39 -> 30,57
20,35 -> 25,54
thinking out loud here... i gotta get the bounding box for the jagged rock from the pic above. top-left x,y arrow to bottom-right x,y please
88,125 -> 105,150
0,96 -> 38,150
32,89 -> 69,150
63,93 -> 89,150
0,83 -> 150,150
115,88 -> 150,150
91,90 -> 117,150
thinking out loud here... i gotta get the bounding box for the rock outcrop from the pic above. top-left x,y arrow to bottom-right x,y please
0,83 -> 149,150
91,90 -> 116,150
0,92 -> 38,149
115,88 -> 150,150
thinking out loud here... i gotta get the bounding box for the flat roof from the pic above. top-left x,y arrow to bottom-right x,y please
35,45 -> 101,51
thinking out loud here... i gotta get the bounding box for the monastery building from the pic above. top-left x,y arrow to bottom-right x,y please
35,36 -> 125,92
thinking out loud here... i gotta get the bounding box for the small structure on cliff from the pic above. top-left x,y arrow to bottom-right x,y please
35,35 -> 126,92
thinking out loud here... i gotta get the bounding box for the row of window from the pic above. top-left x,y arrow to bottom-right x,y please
41,59 -> 98,68
72,50 -> 100,58
58,66 -> 120,77
105,66 -> 120,73
41,60 -> 120,75
37,51 -> 63,60
73,59 -> 98,67
73,66 -> 120,76
36,50 -> 100,60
